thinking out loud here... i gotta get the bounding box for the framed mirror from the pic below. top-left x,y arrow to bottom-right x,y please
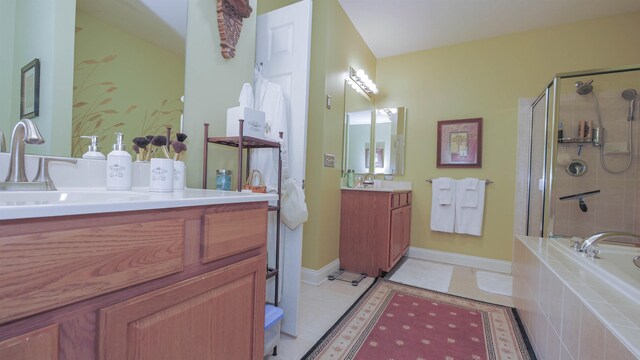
1,0 -> 187,157
374,107 -> 406,175
72,0 -> 187,157
343,79 -> 373,174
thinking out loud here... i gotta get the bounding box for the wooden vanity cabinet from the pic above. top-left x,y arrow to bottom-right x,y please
0,325 -> 59,360
98,255 -> 265,360
0,201 -> 268,360
340,190 -> 412,277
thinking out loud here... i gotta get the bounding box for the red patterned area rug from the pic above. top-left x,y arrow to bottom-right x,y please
302,279 -> 535,360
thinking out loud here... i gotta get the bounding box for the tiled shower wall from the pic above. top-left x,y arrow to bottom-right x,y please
552,74 -> 640,237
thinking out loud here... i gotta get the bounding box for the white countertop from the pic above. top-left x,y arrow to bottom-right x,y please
341,187 -> 411,192
0,188 -> 278,220
340,180 -> 412,192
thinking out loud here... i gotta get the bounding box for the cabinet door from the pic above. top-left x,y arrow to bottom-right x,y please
402,205 -> 412,252
98,255 -> 266,360
389,207 -> 405,268
0,325 -> 58,360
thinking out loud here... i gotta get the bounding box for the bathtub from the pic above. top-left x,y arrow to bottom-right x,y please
549,237 -> 640,302
514,235 -> 640,359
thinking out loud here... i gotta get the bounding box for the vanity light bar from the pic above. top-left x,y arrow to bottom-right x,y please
349,67 -> 378,95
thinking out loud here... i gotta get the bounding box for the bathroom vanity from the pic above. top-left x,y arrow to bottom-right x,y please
339,186 -> 412,277
0,189 -> 276,360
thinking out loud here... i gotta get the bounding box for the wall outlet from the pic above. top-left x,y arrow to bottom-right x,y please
323,153 -> 335,167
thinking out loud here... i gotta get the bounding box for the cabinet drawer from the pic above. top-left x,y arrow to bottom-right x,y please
0,324 -> 59,360
0,219 -> 185,325
391,192 -> 411,208
201,206 -> 267,263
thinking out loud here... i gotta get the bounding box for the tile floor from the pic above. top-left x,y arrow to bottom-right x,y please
266,258 -> 514,360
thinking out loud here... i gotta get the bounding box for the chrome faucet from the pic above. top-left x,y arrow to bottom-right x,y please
5,119 -> 44,182
578,231 -> 640,254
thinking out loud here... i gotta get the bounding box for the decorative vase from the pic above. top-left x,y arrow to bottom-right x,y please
149,158 -> 174,192
173,160 -> 186,191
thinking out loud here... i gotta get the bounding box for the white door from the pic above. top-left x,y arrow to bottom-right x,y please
256,0 -> 312,336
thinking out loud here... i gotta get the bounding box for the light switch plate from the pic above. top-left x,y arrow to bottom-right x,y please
326,95 -> 332,109
324,153 -> 335,167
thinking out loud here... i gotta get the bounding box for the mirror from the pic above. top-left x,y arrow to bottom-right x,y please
72,0 -> 187,157
374,107 -> 406,175
343,80 -> 373,174
2,0 -> 187,158
342,79 -> 407,175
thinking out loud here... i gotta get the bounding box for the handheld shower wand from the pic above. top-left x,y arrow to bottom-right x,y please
622,89 -> 637,121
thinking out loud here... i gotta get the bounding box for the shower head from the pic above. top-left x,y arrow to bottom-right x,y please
622,88 -> 637,121
575,80 -> 594,95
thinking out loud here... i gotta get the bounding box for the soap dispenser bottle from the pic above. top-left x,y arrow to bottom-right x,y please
80,135 -> 106,160
106,133 -> 132,190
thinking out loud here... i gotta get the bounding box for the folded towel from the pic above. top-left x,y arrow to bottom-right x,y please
439,178 -> 452,189
433,177 -> 453,205
431,178 -> 456,233
462,177 -> 478,190
454,179 -> 486,236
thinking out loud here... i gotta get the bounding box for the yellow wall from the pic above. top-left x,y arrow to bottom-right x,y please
375,11 -> 640,261
73,11 -> 185,157
257,0 -> 298,15
302,0 -> 376,269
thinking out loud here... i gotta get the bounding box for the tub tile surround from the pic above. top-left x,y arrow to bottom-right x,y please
514,235 -> 639,359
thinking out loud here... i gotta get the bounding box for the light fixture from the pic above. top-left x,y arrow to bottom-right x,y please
349,67 -> 379,95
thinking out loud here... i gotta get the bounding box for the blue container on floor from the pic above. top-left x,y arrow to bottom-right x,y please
264,305 -> 284,356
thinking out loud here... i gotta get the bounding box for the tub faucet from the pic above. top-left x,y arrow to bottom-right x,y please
578,231 -> 640,254
4,119 -> 44,182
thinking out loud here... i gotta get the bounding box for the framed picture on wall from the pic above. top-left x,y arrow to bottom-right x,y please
20,58 -> 40,119
436,118 -> 482,168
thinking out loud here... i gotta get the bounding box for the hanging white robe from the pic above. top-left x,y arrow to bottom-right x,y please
250,76 -> 289,191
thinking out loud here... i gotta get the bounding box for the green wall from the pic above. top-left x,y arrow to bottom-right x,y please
5,0 -> 75,156
302,0 -> 376,270
183,0 -> 258,189
73,11 -> 185,157
375,11 -> 640,262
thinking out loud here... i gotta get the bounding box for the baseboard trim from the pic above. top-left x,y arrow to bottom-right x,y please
301,259 -> 340,286
407,247 -> 512,274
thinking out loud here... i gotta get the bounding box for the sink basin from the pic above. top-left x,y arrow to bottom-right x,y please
0,190 -> 150,206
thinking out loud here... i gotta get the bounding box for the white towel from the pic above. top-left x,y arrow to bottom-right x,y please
431,178 -> 456,233
436,177 -> 453,205
461,178 -> 479,208
462,177 -> 478,190
454,178 -> 485,236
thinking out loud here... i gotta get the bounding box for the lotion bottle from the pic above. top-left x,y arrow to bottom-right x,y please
106,133 -> 132,190
80,135 -> 106,160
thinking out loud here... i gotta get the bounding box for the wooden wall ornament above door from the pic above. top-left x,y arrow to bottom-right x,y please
217,0 -> 252,59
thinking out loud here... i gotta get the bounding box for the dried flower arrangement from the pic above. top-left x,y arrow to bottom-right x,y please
133,130 -> 187,161
172,133 -> 188,161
